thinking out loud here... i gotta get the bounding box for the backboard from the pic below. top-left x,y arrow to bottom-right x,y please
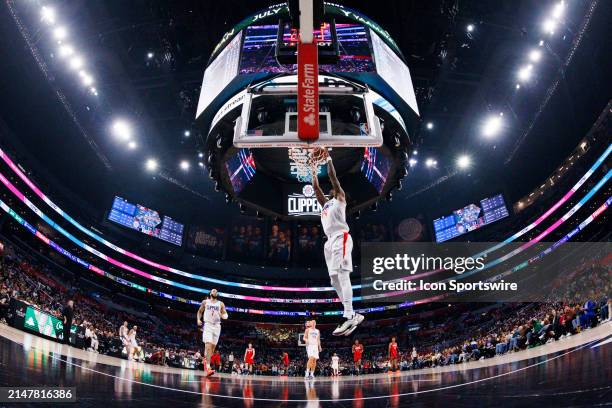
232,84 -> 383,148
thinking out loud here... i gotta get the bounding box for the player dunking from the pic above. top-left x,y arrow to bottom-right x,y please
196,289 -> 228,377
304,320 -> 322,379
311,147 -> 364,336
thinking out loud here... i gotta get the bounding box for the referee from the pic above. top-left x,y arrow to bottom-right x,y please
61,300 -> 74,345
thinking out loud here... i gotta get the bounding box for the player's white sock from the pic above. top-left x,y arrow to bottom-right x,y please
337,271 -> 354,319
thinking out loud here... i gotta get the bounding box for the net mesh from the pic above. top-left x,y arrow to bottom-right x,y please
287,147 -> 328,183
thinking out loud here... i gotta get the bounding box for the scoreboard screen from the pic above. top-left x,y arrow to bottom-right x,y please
433,194 -> 510,243
225,149 -> 256,194
108,197 -> 184,246
361,147 -> 391,193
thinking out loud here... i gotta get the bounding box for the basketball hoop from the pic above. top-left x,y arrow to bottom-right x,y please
288,147 -> 328,183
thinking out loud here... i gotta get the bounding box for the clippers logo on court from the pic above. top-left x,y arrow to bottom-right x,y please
297,42 -> 319,141
287,184 -> 323,216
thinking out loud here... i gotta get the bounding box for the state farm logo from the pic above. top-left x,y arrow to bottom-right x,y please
303,113 -> 316,126
301,63 -> 317,115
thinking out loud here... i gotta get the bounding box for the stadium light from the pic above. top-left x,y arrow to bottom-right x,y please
516,84 -> 521,90
517,64 -> 532,82
426,122 -> 434,130
466,24 -> 474,33
89,87 -> 98,96
128,141 -> 137,150
79,71 -> 94,86
41,6 -> 55,24
147,51 -> 154,59
529,49 -> 542,62
542,19 -> 557,35
457,155 -> 471,169
425,158 -> 436,168
198,162 -> 204,167
552,2 -> 565,19
408,158 -> 417,167
180,160 -> 190,170
482,115 -> 503,138
145,159 -> 158,171
68,55 -> 84,70
539,40 -> 545,47
58,44 -> 74,58
184,130 -> 191,137
412,150 -> 418,155
111,120 -> 132,141
53,26 -> 68,41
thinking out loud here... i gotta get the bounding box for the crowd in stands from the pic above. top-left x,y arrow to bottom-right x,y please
0,237 -> 609,377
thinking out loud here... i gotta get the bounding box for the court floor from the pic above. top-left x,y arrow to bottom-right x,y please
0,323 -> 610,407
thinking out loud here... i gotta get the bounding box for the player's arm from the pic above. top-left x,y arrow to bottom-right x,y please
304,328 -> 310,345
318,333 -> 322,352
220,302 -> 229,320
311,169 -> 327,206
327,157 -> 345,201
197,301 -> 205,326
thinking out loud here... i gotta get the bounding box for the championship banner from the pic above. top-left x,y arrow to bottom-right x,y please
297,42 -> 319,141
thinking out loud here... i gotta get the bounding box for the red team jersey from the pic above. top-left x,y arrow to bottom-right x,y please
282,354 -> 289,366
353,345 -> 363,361
245,348 -> 255,364
389,343 -> 398,358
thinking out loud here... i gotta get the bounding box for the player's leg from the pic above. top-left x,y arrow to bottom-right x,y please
305,357 -> 312,378
331,235 -> 363,335
326,240 -> 345,304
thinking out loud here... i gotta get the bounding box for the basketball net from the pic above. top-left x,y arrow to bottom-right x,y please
288,147 -> 328,183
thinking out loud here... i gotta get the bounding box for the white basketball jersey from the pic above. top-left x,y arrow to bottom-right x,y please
307,328 -> 320,345
332,356 -> 339,367
321,198 -> 349,238
203,299 -> 222,326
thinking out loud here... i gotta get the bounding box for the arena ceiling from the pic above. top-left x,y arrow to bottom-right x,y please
0,0 -> 609,224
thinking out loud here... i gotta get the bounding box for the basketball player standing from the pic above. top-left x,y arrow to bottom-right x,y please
244,343 -> 255,374
197,289 -> 228,377
389,337 -> 399,372
304,320 -> 322,379
311,148 -> 364,336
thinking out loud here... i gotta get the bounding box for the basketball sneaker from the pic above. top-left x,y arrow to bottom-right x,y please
332,313 -> 364,336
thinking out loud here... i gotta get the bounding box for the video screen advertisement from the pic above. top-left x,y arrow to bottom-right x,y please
107,197 -> 184,246
433,194 -> 510,242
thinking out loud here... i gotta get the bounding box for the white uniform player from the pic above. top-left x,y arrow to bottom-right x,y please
304,320 -> 321,379
311,148 -> 364,336
331,353 -> 340,376
321,198 -> 353,273
197,289 -> 228,376
306,327 -> 321,360
202,298 -> 222,345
